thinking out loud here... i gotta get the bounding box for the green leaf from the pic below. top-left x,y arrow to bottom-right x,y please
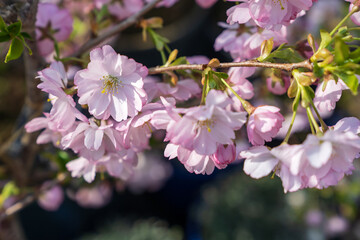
266,47 -> 304,63
213,71 -> 229,80
349,47 -> 360,61
7,21 -> 22,36
5,38 -> 24,63
147,28 -> 169,51
333,71 -> 359,95
0,16 -> 7,32
171,56 -> 188,66
0,181 -> 19,207
318,30 -> 332,51
334,37 -> 350,65
20,32 -> 32,40
96,5 -> 109,23
313,61 -> 324,78
18,35 -> 32,55
0,32 -> 11,42
300,86 -> 315,108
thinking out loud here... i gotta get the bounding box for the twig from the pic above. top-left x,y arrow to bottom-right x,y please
71,0 -> 162,58
0,173 -> 67,221
148,59 -> 313,75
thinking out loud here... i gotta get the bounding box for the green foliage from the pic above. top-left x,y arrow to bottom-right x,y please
0,181 -> 19,208
147,28 -> 170,52
81,219 -> 183,240
0,16 -> 32,63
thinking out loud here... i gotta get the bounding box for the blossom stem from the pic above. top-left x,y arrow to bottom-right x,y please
219,77 -> 255,115
71,0 -> 163,58
330,5 -> 360,36
306,107 -> 321,134
310,102 -> 329,132
283,100 -> 300,144
148,59 -> 312,75
200,75 -> 208,105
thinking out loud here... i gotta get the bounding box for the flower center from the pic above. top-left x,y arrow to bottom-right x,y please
101,75 -> 123,94
198,119 -> 214,133
272,0 -> 286,10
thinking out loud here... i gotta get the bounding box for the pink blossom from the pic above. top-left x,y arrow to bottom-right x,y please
143,77 -> 201,102
37,61 -> 87,131
164,90 -> 247,155
247,106 -> 285,146
74,182 -> 112,208
36,3 -> 73,56
346,1 -> 360,25
228,66 -> 255,100
126,151 -> 173,194
103,0 -> 144,21
186,55 -> 210,64
196,0 -> 217,8
165,143 -> 217,175
214,23 -> 287,60
74,45 -> 148,122
66,149 -> 137,183
226,0 -> 315,30
25,113 -> 67,147
266,74 -> 290,95
38,184 -> 64,211
116,102 -> 164,152
145,0 -> 179,8
62,118 -> 122,160
313,79 -> 348,112
241,146 -> 279,179
212,143 -> 237,168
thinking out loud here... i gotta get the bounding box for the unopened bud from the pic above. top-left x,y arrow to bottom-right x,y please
293,70 -> 316,86
258,38 -> 274,62
208,58 -> 220,68
307,34 -> 316,53
287,78 -> 298,98
166,49 -> 178,66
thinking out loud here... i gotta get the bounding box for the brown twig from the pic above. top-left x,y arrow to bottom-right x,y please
0,173 -> 67,221
71,0 -> 162,58
148,59 -> 313,75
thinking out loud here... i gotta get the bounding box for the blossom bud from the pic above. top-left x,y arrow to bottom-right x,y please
212,143 -> 237,168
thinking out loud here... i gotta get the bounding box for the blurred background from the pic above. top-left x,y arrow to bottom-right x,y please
1,0 -> 360,239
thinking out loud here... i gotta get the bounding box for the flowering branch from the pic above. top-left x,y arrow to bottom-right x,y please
71,0 -> 162,58
148,59 -> 313,75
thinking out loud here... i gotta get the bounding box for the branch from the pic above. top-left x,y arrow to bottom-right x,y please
0,173 -> 67,221
71,0 -> 162,58
148,59 -> 313,75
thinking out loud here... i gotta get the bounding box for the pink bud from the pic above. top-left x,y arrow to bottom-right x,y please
212,143 -> 236,168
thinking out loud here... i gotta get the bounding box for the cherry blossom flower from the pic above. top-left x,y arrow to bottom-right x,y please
346,0 -> 360,25
228,66 -> 255,100
313,79 -> 348,112
266,74 -> 290,95
73,182 -> 112,208
241,146 -> 279,179
126,151 -> 173,194
74,45 -> 148,122
96,0 -> 144,20
66,149 -> 137,183
247,106 -> 285,146
36,3 -> 73,56
37,184 -> 64,211
116,102 -> 164,152
164,90 -> 247,155
215,22 -> 287,60
226,0 -> 315,30
196,0 -> 217,8
61,118 -> 122,160
25,113 -> 69,147
37,61 -> 87,131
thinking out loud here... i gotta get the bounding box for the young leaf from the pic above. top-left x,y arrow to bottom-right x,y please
318,30 -> 332,51
20,32 -> 32,40
7,21 -> 22,36
0,16 -> 7,32
333,71 -> 359,95
5,38 -> 24,63
0,32 -> 11,42
334,37 -> 350,65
